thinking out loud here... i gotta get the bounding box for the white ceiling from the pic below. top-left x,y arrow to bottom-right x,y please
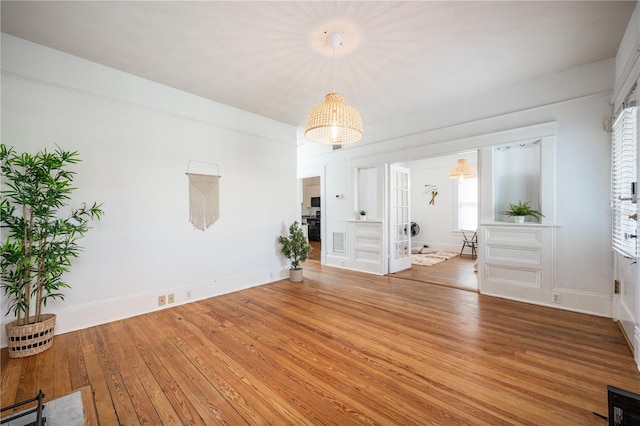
1,1 -> 635,130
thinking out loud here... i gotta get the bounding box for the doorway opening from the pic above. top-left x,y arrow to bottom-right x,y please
390,151 -> 478,291
300,176 -> 322,262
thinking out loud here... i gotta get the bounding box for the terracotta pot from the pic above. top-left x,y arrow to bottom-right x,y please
289,268 -> 303,282
5,314 -> 56,358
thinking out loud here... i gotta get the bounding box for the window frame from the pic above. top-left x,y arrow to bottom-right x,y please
454,176 -> 478,232
610,105 -> 638,258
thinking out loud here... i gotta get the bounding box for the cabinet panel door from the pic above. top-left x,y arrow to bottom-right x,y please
305,184 -> 320,207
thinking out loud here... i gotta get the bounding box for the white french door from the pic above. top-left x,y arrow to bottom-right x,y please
388,164 -> 411,273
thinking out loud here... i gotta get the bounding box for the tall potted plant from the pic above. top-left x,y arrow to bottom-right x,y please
0,144 -> 103,357
277,221 -> 312,282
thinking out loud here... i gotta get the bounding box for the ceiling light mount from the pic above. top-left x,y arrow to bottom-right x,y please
310,21 -> 360,56
326,31 -> 342,49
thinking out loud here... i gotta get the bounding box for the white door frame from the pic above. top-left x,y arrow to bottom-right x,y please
298,165 -> 326,264
388,164 -> 412,273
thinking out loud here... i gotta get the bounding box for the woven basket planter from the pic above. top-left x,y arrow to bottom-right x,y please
5,314 -> 56,358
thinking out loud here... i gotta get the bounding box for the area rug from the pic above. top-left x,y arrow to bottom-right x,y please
411,251 -> 459,267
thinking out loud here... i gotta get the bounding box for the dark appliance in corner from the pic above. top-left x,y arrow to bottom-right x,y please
311,197 -> 321,207
308,211 -> 321,241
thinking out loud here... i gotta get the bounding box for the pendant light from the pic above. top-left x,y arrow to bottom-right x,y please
448,159 -> 477,182
305,32 -> 364,145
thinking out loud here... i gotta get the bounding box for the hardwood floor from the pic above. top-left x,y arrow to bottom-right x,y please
2,261 -> 639,425
392,253 -> 478,291
308,240 -> 321,262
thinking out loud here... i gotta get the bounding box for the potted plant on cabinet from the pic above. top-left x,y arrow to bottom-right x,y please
277,221 -> 312,282
359,210 -> 367,220
501,200 -> 544,223
0,145 -> 103,358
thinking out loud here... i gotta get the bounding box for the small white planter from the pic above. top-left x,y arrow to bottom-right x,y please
289,268 -> 303,282
360,215 -> 367,220
514,216 -> 525,224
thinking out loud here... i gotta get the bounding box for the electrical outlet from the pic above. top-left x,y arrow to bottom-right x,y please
167,293 -> 175,304
552,293 -> 560,304
158,295 -> 166,306
185,290 -> 192,300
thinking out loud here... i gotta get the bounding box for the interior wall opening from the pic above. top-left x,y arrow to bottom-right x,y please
300,175 -> 322,262
390,151 -> 479,291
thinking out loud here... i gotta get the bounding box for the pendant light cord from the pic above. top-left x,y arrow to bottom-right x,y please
332,43 -> 336,93
326,32 -> 342,94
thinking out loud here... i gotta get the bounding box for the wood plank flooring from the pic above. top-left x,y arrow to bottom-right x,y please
308,240 -> 321,262
2,261 -> 639,425
392,254 -> 478,291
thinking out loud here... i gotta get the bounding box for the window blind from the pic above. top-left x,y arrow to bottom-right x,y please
611,106 -> 638,258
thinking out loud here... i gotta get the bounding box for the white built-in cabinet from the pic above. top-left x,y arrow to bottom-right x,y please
477,126 -> 558,308
478,224 -> 555,305
346,220 -> 385,275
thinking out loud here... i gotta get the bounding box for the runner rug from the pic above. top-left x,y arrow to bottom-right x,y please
411,251 -> 459,267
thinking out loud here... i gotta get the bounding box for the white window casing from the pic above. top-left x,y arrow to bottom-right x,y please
611,105 -> 638,258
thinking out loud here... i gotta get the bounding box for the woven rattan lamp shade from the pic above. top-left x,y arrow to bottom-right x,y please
305,93 -> 364,145
448,159 -> 477,181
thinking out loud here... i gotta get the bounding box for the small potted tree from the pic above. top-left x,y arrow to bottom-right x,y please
277,221 -> 312,282
501,200 -> 544,223
0,145 -> 103,357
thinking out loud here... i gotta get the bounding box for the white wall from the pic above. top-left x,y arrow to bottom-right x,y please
0,35 -> 298,347
299,56 -> 617,317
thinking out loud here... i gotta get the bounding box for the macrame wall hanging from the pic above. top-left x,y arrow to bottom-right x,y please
185,160 -> 221,231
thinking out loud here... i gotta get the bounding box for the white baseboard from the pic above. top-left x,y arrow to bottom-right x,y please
412,242 -> 460,253
325,254 -> 385,275
552,288 -> 612,317
481,288 -> 612,318
1,268 -> 285,348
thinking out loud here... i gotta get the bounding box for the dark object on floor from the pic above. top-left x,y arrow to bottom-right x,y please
1,390 -> 46,425
608,385 -> 640,425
